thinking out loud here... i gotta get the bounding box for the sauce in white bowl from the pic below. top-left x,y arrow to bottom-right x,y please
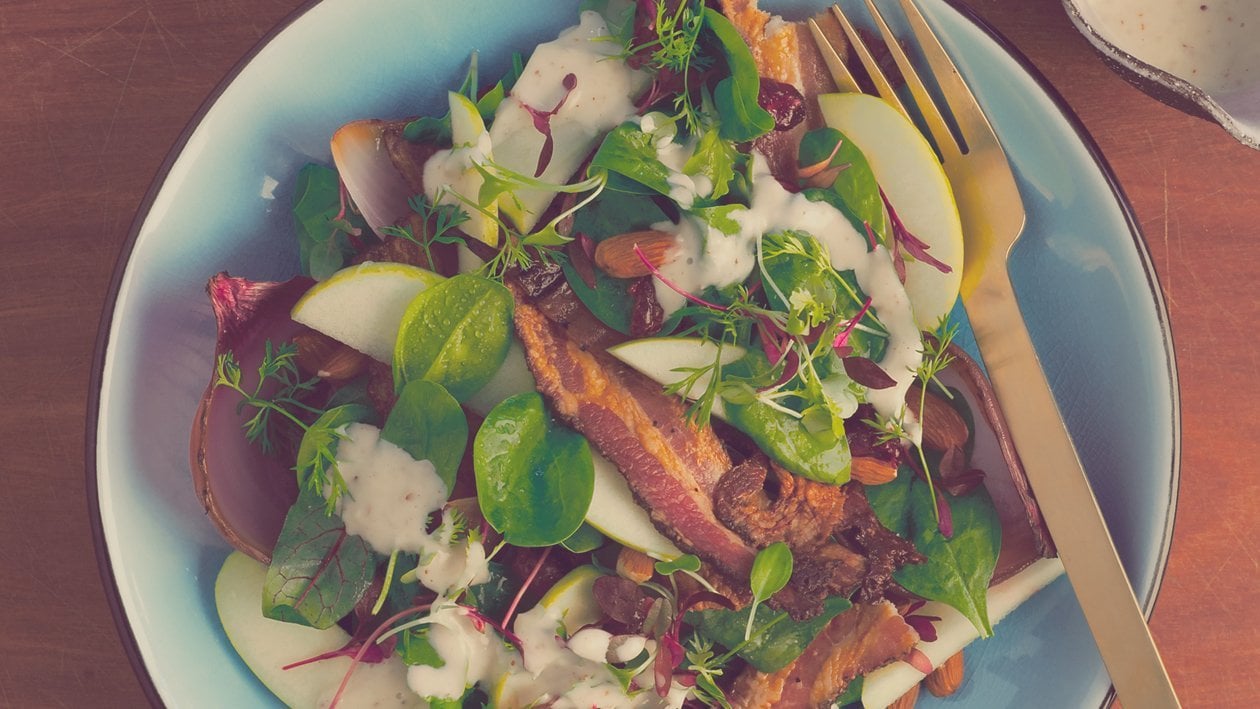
1065,0 -> 1260,148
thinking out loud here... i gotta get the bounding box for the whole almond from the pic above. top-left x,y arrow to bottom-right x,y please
616,547 -> 656,585
851,456 -> 898,485
907,383 -> 969,452
925,651 -> 964,697
294,330 -> 368,382
887,682 -> 920,709
594,230 -> 678,278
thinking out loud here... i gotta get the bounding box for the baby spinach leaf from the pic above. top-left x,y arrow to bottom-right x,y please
262,488 -> 377,629
589,124 -> 674,197
465,562 -> 519,618
291,164 -> 364,280
560,523 -> 607,554
400,626 -> 446,668
720,354 -> 853,485
798,127 -> 889,244
834,675 -> 864,707
473,392 -> 595,547
393,273 -> 514,402
688,596 -> 851,673
874,466 -> 1001,636
703,9 -> 775,143
381,379 -> 468,491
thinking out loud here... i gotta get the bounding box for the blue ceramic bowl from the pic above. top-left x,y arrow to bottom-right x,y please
88,1 -> 1178,706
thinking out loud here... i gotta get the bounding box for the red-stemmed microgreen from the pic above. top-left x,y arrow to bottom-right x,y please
500,546 -> 553,631
327,602 -> 433,709
520,72 -> 578,177
881,188 -> 952,274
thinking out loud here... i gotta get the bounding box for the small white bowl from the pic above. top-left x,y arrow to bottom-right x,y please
1065,0 -> 1260,148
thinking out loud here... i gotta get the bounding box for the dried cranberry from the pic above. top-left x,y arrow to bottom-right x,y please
758,78 -> 806,131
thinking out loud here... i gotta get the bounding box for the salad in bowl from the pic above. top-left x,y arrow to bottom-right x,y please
191,1 -> 1064,706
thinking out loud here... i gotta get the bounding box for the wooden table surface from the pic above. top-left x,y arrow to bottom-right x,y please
3,0 -> 1256,706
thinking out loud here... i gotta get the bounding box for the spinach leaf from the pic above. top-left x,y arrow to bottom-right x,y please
291,164 -> 364,280
798,127 -> 889,244
262,488 -> 377,629
400,626 -> 446,667
834,675 -> 864,707
465,562 -> 519,617
688,596 -> 851,673
721,355 -> 852,484
393,273 -> 514,402
703,9 -> 775,142
561,523 -> 607,554
473,392 -> 595,547
589,123 -> 675,196
869,467 -> 1002,636
381,379 -> 468,491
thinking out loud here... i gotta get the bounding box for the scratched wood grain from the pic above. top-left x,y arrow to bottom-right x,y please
1,0 -> 1257,706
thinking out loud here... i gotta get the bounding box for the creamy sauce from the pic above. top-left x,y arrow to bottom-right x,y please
333,424 -> 491,595
484,11 -> 650,225
653,153 -> 923,431
334,423 -> 448,554
405,604 -> 515,701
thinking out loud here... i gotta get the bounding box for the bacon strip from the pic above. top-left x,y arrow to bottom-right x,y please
510,286 -> 756,586
731,600 -> 919,708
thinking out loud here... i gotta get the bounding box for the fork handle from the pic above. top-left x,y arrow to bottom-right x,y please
964,269 -> 1181,708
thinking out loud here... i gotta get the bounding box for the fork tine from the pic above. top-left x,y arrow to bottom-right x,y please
827,5 -> 909,119
807,18 -> 861,94
894,0 -> 998,152
861,0 -> 961,160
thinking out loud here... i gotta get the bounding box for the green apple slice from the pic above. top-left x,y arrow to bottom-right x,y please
290,261 -> 444,364
538,565 -> 607,635
215,551 -> 420,707
817,92 -> 964,330
586,455 -> 683,560
606,337 -> 748,422
444,92 -> 499,246
861,558 -> 1065,708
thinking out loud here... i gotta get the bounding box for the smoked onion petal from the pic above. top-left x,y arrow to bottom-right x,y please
331,119 -> 416,237
191,273 -> 315,564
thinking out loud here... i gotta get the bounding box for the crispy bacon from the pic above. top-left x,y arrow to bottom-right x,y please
510,288 -> 755,585
731,600 -> 919,708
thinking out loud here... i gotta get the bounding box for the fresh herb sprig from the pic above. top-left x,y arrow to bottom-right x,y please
214,341 -> 323,455
378,193 -> 470,268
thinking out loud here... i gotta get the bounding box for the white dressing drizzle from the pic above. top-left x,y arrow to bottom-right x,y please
333,424 -> 491,596
651,154 -> 924,434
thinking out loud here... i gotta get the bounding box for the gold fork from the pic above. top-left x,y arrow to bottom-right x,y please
809,3 -> 1180,707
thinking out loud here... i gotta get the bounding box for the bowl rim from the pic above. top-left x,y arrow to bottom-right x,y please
84,1 -> 1181,706
1062,0 -> 1260,150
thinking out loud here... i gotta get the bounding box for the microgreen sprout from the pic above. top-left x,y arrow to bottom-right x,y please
213,342 -> 324,456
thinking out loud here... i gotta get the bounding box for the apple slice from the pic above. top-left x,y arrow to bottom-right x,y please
861,558 -> 1065,708
440,92 -> 499,246
817,92 -> 964,330
290,261 -> 443,364
538,565 -> 607,634
606,337 -> 748,422
585,455 -> 683,560
215,551 -> 420,707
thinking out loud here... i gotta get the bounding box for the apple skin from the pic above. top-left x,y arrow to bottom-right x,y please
290,261 -> 444,364
214,551 -> 421,708
817,93 -> 965,330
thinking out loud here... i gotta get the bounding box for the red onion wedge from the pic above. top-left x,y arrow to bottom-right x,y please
189,273 -> 314,563
330,119 -> 418,238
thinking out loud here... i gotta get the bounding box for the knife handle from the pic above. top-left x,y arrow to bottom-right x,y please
966,269 -> 1180,709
